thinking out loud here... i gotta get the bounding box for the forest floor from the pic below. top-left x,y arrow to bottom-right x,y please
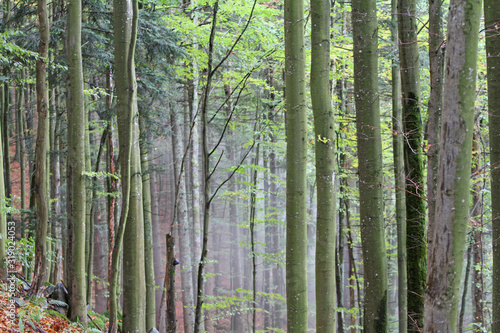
0,276 -> 106,332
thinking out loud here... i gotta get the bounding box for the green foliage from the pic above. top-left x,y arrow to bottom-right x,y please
0,31 -> 40,71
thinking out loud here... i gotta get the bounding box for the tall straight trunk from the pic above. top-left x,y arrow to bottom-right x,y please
284,0 -> 308,328
110,0 -> 146,330
391,0 -> 407,329
485,0 -> 500,330
151,170 -> 164,323
398,0 -> 427,328
171,105 -> 195,333
85,111 -> 94,309
262,71 -> 275,330
166,234 -> 176,333
139,116 -> 156,331
228,148 -> 245,332
49,91 -> 61,285
3,69 -> 12,201
311,0 -> 336,330
471,128 -> 484,330
30,0 -> 51,295
352,0 -> 388,330
188,69 -> 202,294
0,89 -> 6,279
427,0 -> 445,236
18,70 -> 27,239
194,2 -> 218,331
66,0 -> 87,322
105,70 -> 117,308
269,122 -> 284,330
458,238 -> 472,333
249,140 -> 260,333
424,0 -> 481,330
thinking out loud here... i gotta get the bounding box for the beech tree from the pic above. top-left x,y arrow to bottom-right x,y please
311,0 -> 336,330
485,0 -> 500,330
29,0 -> 50,295
398,0 -> 427,328
66,0 -> 87,322
284,0 -> 308,329
109,0 -> 146,330
424,0 -> 482,330
352,0 -> 388,330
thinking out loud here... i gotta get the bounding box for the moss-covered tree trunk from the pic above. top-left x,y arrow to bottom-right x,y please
352,0 -> 388,330
424,0 -> 481,330
66,0 -> 87,322
484,0 -> 500,330
284,0 -> 308,330
311,0 -> 336,330
398,0 -> 427,328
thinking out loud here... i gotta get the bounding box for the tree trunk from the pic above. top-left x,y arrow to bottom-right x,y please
166,234 -> 177,333
391,0 -> 407,329
30,0 -> 51,295
284,0 -> 309,328
110,0 -> 146,330
151,170 -> 164,324
427,0 -> 445,240
311,0 -> 336,330
85,110 -> 94,310
484,0 -> 500,330
398,0 -> 427,327
188,65 -> 202,299
194,3 -> 218,331
139,115 -> 157,331
171,104 -> 195,333
66,0 -> 87,322
352,0 -> 388,330
3,69 -> 12,202
0,89 -> 6,279
424,0 -> 481,329
458,238 -> 472,333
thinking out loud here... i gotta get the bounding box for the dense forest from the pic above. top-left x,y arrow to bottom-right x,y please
0,0 -> 499,331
